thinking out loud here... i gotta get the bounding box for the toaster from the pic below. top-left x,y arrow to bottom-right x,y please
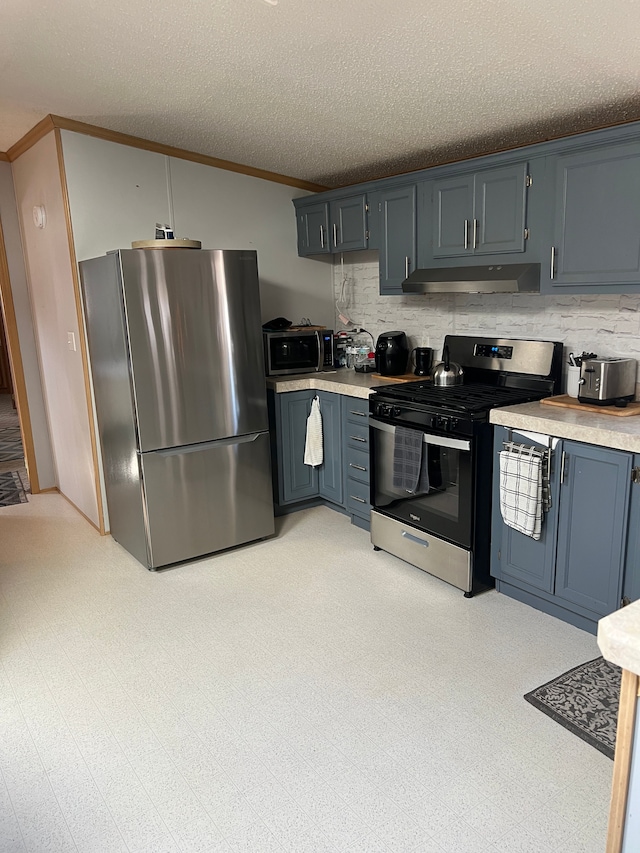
578,357 -> 637,406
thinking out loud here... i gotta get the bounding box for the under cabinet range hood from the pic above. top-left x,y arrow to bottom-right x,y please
401,263 -> 541,294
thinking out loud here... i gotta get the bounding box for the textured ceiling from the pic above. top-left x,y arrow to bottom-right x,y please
2,0 -> 640,187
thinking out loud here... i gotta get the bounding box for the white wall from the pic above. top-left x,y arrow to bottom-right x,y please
61,131 -> 334,328
334,252 -> 640,390
0,162 -> 55,488
169,157 -> 334,329
12,133 -> 99,523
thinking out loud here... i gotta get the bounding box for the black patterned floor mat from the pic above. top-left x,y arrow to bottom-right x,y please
0,427 -> 24,462
0,471 -> 28,507
525,656 -> 620,759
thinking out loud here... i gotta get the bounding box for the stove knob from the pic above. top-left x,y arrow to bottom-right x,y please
449,418 -> 458,431
392,406 -> 402,417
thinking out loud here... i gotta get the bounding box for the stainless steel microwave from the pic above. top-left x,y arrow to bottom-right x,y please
263,329 -> 333,376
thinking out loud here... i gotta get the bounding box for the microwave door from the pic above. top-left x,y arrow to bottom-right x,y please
268,332 -> 320,373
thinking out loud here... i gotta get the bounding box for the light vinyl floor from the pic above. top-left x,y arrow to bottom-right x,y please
0,496 -> 611,852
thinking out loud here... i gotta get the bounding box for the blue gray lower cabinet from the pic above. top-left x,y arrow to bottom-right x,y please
624,455 -> 640,603
342,397 -> 372,527
268,389 -> 371,529
491,426 -> 635,633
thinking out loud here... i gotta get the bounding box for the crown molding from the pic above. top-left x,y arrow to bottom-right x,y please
0,151 -> 9,162
6,113 -> 327,191
6,116 -> 56,161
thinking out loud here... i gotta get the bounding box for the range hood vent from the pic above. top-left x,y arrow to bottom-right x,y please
402,263 -> 540,294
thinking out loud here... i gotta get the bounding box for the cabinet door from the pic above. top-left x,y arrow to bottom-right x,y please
474,163 -> 528,255
378,184 -> 417,294
555,442 -> 631,616
330,196 -> 368,252
490,427 -> 559,592
297,203 -> 330,256
550,142 -> 640,285
623,455 -> 640,603
277,391 -> 318,503
432,174 -> 474,258
317,391 -> 343,505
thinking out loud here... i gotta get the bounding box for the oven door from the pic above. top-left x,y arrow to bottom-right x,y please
370,418 -> 474,548
264,331 -> 321,375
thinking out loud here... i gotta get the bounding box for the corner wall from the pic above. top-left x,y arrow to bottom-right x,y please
12,132 -> 99,525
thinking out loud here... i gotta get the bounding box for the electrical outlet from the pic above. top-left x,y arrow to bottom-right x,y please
67,331 -> 76,352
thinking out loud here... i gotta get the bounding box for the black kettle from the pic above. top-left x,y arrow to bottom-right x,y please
375,331 -> 409,376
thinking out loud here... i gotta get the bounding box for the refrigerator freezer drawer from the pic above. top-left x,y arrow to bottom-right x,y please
140,431 -> 274,568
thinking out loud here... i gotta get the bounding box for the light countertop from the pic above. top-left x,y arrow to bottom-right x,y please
266,369 -> 410,399
599,599 -> 640,676
490,401 -> 640,453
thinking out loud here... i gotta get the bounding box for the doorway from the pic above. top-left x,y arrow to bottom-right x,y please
0,216 -> 39,500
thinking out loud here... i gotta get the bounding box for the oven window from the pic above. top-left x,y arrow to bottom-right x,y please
269,335 -> 319,372
371,421 -> 473,547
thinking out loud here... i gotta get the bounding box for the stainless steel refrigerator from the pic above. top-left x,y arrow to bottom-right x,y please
80,248 -> 275,569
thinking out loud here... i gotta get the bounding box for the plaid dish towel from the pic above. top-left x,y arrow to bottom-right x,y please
499,450 -> 543,540
393,426 -> 422,493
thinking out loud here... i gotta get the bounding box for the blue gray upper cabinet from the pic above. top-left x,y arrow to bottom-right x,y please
555,441 -> 631,617
295,194 -> 368,256
378,184 -> 417,294
330,196 -> 369,252
433,163 -> 528,258
549,140 -> 640,286
297,203 -> 331,256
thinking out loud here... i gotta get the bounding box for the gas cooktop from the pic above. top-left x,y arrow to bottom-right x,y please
374,381 -> 547,415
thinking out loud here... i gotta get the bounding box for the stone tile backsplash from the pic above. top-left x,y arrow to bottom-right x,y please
333,253 -> 640,393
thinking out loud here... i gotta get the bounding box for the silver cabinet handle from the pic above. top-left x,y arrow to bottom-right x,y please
464,219 -> 469,250
401,530 -> 430,547
320,225 -> 325,249
333,223 -> 338,248
473,218 -> 478,250
349,463 -> 367,471
560,449 -> 567,484
405,256 -> 410,278
349,435 -> 367,443
349,410 -> 367,417
350,495 -> 367,504
550,246 -> 556,280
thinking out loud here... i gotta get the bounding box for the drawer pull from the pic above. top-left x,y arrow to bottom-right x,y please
401,530 -> 430,547
350,495 -> 367,504
349,463 -> 367,471
349,435 -> 367,443
349,410 -> 367,417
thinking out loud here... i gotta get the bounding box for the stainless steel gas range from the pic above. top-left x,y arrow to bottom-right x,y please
369,335 -> 563,596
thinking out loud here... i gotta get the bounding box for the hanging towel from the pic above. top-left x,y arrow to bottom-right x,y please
304,396 -> 323,467
393,427 -> 430,494
499,449 -> 543,540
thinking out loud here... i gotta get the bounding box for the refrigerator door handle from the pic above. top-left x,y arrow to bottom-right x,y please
155,433 -> 262,457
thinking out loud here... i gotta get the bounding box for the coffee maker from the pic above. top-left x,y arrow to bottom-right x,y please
413,347 -> 433,376
375,331 -> 409,376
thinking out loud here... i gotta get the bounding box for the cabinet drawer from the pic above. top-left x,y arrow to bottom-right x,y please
346,478 -> 371,516
346,446 -> 370,484
345,421 -> 369,450
344,398 -> 369,424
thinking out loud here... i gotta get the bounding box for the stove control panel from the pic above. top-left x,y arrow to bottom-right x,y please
373,402 -> 402,418
433,415 -> 458,432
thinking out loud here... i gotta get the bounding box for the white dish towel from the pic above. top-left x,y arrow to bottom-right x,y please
304,395 -> 323,467
499,449 -> 543,540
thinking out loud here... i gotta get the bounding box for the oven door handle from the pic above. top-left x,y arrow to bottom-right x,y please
370,418 -> 471,452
